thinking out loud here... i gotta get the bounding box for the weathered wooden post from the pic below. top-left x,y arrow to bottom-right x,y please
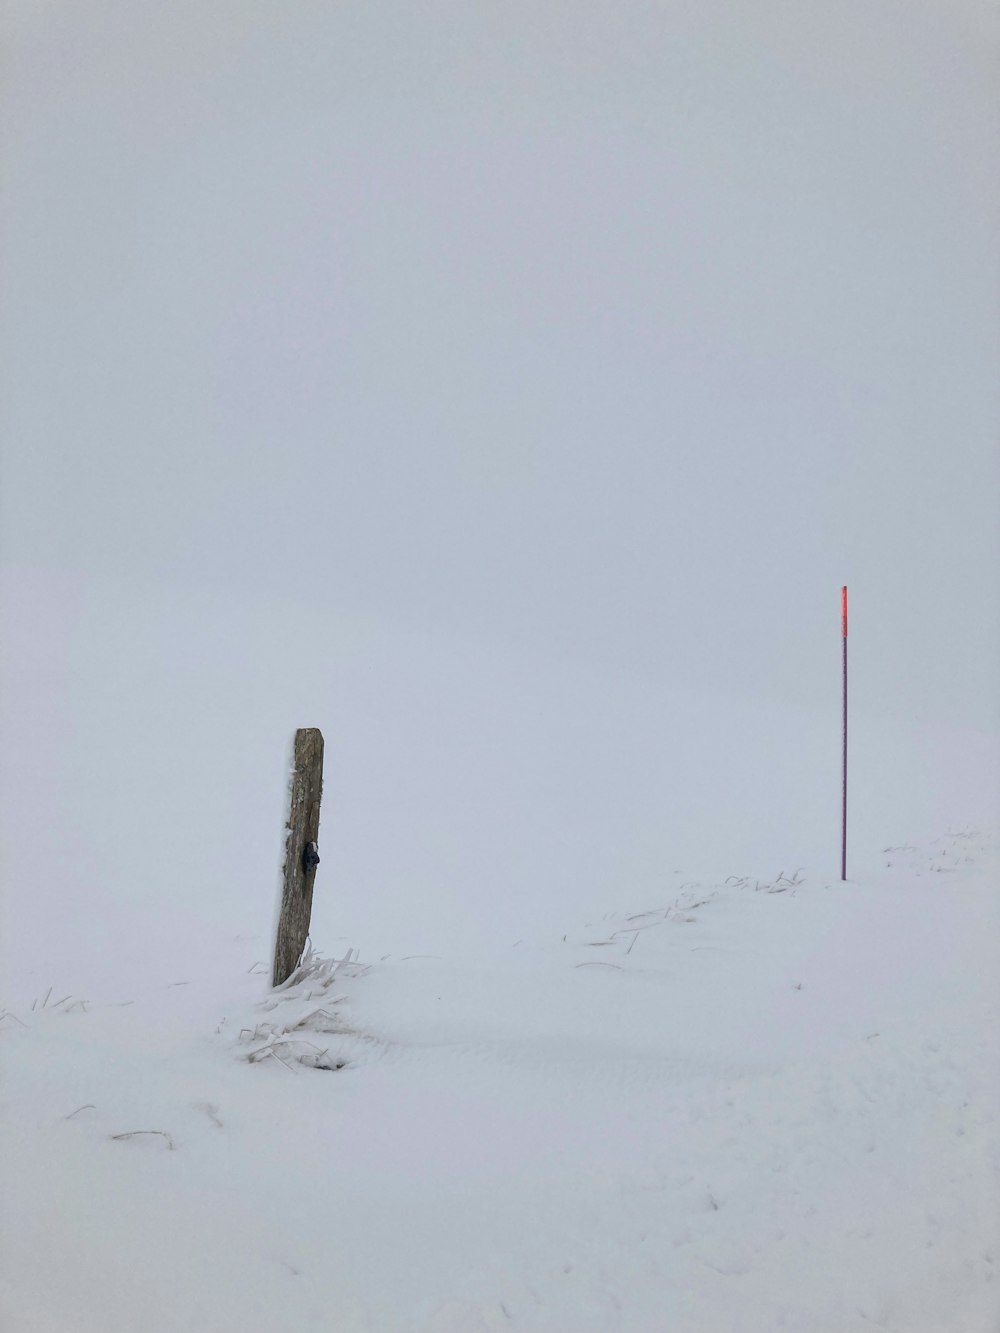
272,728 -> 324,987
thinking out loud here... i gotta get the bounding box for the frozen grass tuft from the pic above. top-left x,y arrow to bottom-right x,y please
234,945 -> 367,1072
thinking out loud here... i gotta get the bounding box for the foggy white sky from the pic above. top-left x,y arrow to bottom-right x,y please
2,1 -> 998,964
5,0 -> 998,705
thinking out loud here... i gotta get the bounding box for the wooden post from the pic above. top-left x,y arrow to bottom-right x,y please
272,728 -> 324,987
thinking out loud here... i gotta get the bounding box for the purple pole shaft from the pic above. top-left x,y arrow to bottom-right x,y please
841,606 -> 848,881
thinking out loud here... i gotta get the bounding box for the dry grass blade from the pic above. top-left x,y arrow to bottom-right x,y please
291,1008 -> 339,1029
274,1037 -> 326,1053
261,1048 -> 298,1074
111,1130 -> 176,1150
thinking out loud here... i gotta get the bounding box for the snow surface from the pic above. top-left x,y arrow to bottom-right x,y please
3,1 -> 998,1327
2,830 -> 998,1332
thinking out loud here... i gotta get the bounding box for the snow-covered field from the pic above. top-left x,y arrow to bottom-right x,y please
3,829 -> 997,1332
4,0 -> 999,1327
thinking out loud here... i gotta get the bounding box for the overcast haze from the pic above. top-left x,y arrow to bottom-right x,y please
2,1 -> 998,971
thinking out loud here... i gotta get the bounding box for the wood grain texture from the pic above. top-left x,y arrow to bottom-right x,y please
272,728 -> 324,987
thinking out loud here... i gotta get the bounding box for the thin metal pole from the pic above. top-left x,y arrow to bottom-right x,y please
841,586 -> 848,881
